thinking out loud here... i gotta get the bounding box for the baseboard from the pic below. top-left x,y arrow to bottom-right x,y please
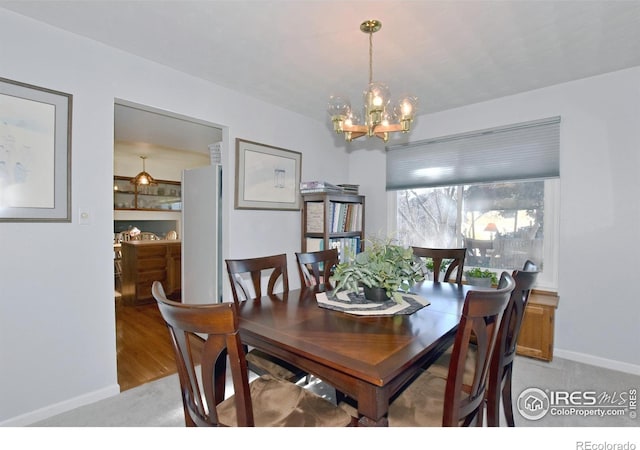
0,383 -> 120,427
554,348 -> 640,376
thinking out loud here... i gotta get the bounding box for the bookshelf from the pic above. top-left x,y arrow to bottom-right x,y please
301,192 -> 365,263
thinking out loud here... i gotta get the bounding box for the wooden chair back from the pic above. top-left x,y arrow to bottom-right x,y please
225,253 -> 289,303
116,231 -> 131,242
295,249 -> 339,289
412,247 -> 466,283
486,260 -> 539,426
443,271 -> 515,426
152,281 -> 254,426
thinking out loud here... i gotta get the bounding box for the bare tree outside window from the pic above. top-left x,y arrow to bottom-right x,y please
396,180 -> 545,271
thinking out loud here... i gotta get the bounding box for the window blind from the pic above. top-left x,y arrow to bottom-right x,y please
386,116 -> 560,190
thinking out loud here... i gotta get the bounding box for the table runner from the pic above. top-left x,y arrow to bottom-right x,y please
315,290 -> 430,316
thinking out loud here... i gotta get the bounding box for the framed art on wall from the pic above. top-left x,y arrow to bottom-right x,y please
0,77 -> 72,222
235,138 -> 302,210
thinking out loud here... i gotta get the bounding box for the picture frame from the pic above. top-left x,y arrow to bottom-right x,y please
235,138 -> 301,210
0,77 -> 72,222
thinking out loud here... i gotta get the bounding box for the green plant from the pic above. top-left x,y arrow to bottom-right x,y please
330,237 -> 425,298
424,258 -> 451,273
464,267 -> 498,285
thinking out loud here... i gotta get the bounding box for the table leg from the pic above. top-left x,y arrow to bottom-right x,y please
356,383 -> 390,427
358,415 -> 389,427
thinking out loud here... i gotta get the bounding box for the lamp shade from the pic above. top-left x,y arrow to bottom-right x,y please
484,223 -> 498,233
131,156 -> 157,186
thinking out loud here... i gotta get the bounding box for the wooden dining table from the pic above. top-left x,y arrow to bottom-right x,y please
237,280 -> 472,427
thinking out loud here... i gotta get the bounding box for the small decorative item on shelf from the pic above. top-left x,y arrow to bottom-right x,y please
464,267 -> 498,287
330,237 -> 424,301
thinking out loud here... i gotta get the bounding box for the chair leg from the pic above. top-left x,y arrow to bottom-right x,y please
502,365 -> 516,427
486,373 -> 502,427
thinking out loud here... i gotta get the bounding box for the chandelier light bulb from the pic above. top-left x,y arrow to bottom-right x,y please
398,96 -> 418,119
328,95 -> 351,118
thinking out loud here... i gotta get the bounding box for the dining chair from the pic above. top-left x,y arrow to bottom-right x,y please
295,248 -> 345,393
151,281 -> 354,427
116,231 -> 131,243
387,272 -> 515,426
412,247 -> 466,283
425,260 -> 539,426
295,248 -> 339,289
225,254 -> 306,383
486,260 -> 539,426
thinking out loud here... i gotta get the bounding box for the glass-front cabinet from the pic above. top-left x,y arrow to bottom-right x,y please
114,176 -> 182,211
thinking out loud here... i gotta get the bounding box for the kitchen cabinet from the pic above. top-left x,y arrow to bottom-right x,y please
120,240 -> 181,305
114,176 -> 181,211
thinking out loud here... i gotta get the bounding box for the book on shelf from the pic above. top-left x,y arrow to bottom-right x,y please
306,237 -> 324,252
305,202 -> 324,233
327,202 -> 362,233
305,236 -> 362,262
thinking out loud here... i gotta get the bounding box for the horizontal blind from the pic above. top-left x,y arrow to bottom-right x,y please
386,116 -> 560,190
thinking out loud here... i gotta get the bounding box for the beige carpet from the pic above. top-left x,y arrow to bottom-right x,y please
31,355 -> 638,427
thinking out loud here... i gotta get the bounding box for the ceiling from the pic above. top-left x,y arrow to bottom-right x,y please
3,1 -> 640,149
114,102 -> 222,154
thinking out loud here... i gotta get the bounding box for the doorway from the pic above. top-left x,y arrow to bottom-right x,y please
113,100 -> 222,390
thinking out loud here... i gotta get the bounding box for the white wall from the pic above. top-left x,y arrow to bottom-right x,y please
0,9 -> 348,425
349,66 -> 640,373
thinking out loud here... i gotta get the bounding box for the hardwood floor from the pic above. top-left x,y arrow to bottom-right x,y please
115,299 -> 203,391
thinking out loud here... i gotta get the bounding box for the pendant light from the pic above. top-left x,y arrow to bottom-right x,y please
131,156 -> 157,186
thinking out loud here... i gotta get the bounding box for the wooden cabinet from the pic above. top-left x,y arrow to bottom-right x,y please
301,193 -> 365,262
114,176 -> 182,211
517,290 -> 559,361
121,240 -> 181,305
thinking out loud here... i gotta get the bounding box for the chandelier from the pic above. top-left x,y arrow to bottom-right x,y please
130,156 -> 157,186
328,19 -> 417,143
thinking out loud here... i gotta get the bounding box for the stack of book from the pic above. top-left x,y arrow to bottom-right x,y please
300,181 -> 361,194
300,180 -> 343,194
337,184 -> 359,194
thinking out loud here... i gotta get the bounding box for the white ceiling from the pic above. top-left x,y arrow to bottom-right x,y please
114,102 -> 222,154
3,0 -> 640,149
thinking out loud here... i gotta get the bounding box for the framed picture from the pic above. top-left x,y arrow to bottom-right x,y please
0,77 -> 72,222
235,139 -> 301,210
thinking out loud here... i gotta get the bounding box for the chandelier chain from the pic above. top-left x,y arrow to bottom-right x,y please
368,30 -> 373,85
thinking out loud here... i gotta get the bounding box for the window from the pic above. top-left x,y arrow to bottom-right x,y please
387,117 -> 560,289
394,179 -> 558,288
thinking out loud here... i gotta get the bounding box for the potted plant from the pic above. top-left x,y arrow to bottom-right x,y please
464,267 -> 498,287
330,237 -> 425,300
421,257 -> 451,280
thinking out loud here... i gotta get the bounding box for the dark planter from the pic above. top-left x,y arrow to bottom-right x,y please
363,286 -> 391,302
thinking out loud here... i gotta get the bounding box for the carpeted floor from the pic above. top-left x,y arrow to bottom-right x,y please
31,355 -> 638,427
